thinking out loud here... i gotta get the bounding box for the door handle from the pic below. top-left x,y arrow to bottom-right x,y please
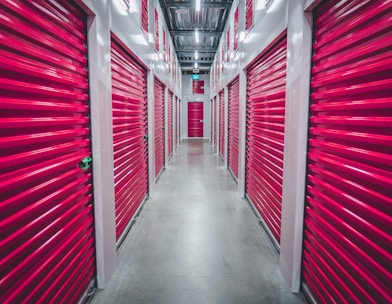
200,120 -> 203,122
80,156 -> 92,170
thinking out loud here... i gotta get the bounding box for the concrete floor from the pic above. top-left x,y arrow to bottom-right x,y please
92,140 -> 306,304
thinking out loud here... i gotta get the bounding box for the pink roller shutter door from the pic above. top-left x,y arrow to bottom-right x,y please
111,38 -> 148,241
174,96 -> 178,149
168,90 -> 173,157
228,77 -> 240,179
245,35 -> 287,244
213,96 -> 218,148
219,90 -> 225,159
0,1 -> 95,302
154,78 -> 165,178
302,1 -> 392,302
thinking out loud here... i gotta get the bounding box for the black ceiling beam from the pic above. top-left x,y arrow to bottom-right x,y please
176,48 -> 216,52
216,7 -> 228,31
177,50 -> 216,54
181,65 -> 211,70
181,66 -> 211,71
165,0 -> 233,9
179,60 -> 214,64
170,30 -> 222,36
159,1 -> 174,31
178,56 -> 214,60
178,61 -> 214,64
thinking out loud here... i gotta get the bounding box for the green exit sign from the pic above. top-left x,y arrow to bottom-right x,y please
192,74 -> 200,80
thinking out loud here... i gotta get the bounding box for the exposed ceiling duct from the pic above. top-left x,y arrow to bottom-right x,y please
159,0 -> 233,72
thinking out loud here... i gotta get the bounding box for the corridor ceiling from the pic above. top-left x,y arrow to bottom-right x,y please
159,0 -> 234,72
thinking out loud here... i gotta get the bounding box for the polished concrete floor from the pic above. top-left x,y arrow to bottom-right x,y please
92,140 -> 306,304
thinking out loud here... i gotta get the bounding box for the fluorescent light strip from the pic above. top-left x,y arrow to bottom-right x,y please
194,62 -> 198,68
195,30 -> 199,43
196,0 -> 200,11
195,51 -> 199,60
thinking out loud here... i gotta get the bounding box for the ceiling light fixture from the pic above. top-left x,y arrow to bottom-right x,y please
195,51 -> 199,60
175,7 -> 188,14
194,62 -> 198,68
196,0 -> 201,11
195,29 -> 200,43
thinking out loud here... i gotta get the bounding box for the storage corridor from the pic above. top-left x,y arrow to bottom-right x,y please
92,141 -> 305,304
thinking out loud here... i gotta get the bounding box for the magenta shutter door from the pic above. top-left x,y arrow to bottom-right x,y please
216,96 -> 219,149
219,90 -> 225,159
245,0 -> 253,33
188,102 -> 204,137
173,96 -> 178,149
0,1 -> 95,302
228,77 -> 240,179
154,78 -> 165,178
246,35 -> 287,244
141,0 -> 148,35
168,90 -> 173,157
212,97 -> 216,148
111,39 -> 148,241
178,99 -> 182,144
213,97 -> 218,148
302,1 -> 392,302
210,99 -> 213,142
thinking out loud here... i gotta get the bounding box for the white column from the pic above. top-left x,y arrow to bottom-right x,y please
280,0 -> 313,292
86,2 -> 117,288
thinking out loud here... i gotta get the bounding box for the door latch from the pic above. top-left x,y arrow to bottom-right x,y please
80,156 -> 92,170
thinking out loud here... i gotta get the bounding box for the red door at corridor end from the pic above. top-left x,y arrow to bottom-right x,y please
188,102 -> 204,138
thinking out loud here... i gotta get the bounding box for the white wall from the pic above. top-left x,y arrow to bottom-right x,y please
181,74 -> 211,140
209,0 -> 319,293
80,0 -> 182,289
81,0 -> 319,295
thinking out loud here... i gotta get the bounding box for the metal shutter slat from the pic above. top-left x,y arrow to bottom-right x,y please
173,96 -> 178,149
168,90 -> 173,157
0,1 -> 95,302
219,90 -> 225,159
187,102 -> 204,137
141,0 -> 148,35
111,39 -> 148,241
154,78 -> 165,178
302,1 -> 392,302
246,35 -> 287,244
228,77 -> 239,179
213,96 -> 218,148
245,0 -> 253,32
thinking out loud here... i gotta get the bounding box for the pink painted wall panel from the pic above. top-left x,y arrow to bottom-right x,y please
192,80 -> 205,94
